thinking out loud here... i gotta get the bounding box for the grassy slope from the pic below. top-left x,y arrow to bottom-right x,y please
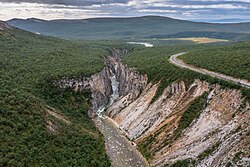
179,42 -> 250,81
0,28 -> 111,166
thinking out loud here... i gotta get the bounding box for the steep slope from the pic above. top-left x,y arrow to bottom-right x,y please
118,46 -> 250,166
55,46 -> 250,167
7,16 -> 250,39
2,21 -> 250,167
56,48 -> 148,115
106,79 -> 249,166
0,20 -> 11,31
0,24 -> 111,166
55,48 -> 149,166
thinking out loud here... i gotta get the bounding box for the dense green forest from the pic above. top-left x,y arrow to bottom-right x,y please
0,28 -> 111,166
179,42 -> 250,81
123,43 -> 250,101
123,40 -> 250,163
1,24 -> 250,166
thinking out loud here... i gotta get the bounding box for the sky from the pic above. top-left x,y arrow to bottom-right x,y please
0,0 -> 250,22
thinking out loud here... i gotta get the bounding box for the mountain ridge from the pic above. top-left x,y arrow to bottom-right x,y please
7,16 -> 250,24
0,20 -> 11,31
7,16 -> 250,40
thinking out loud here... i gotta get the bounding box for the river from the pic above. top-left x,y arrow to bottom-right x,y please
95,70 -> 149,167
127,42 -> 153,47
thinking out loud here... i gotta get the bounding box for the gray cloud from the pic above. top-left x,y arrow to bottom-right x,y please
0,0 -> 129,6
0,0 -> 249,22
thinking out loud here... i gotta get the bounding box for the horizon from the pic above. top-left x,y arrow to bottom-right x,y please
5,15 -> 250,24
1,0 -> 250,23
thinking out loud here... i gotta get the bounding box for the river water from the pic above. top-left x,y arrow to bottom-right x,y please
96,71 -> 119,117
127,42 -> 153,47
95,70 -> 149,167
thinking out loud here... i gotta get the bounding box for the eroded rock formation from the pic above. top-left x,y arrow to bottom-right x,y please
56,48 -> 148,115
106,79 -> 250,167
56,48 -> 249,167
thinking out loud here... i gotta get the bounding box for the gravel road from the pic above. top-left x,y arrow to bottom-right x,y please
170,52 -> 250,88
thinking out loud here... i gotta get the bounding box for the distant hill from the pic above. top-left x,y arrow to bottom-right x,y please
7,16 -> 250,40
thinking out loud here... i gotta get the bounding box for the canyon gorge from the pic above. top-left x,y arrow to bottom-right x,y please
56,49 -> 250,167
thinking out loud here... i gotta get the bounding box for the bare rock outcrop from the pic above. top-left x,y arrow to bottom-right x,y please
107,79 -> 209,140
55,48 -> 249,166
106,78 -> 249,167
56,48 -> 148,115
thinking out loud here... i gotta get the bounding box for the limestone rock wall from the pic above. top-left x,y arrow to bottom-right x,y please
56,48 -> 148,115
106,79 -> 250,167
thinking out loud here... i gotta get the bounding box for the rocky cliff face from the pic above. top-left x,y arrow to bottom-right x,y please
56,48 -> 148,115
106,79 -> 250,167
56,48 -> 249,166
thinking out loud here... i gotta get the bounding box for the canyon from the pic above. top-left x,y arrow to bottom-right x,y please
56,49 -> 250,167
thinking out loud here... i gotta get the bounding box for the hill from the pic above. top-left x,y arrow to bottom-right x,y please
7,16 -> 250,40
0,22 -> 111,166
1,20 -> 250,166
0,21 -> 11,31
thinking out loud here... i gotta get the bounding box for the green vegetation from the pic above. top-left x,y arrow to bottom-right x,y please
123,46 -> 198,93
0,28 -> 111,166
232,151 -> 243,163
124,42 -> 250,160
173,94 -> 208,139
167,159 -> 194,167
124,43 -> 250,101
179,42 -> 250,81
197,142 -> 220,161
138,94 -> 207,160
2,21 -> 250,166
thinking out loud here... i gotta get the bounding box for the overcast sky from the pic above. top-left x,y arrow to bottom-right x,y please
0,0 -> 250,22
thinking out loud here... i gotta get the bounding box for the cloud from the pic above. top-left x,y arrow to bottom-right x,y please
0,0 -> 129,6
0,0 -> 249,22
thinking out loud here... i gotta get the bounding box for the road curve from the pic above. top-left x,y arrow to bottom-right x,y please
169,52 -> 250,89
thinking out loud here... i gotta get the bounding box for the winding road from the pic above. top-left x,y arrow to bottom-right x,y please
169,52 -> 250,89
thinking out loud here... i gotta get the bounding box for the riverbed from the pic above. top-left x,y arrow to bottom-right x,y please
94,117 -> 149,167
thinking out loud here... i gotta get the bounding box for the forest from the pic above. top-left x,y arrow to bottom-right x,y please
1,26 -> 250,166
123,43 -> 250,101
0,28 -> 111,166
179,42 -> 250,81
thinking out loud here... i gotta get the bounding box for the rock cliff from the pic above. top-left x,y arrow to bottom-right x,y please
56,48 -> 249,166
56,48 -> 148,115
106,79 -> 250,167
